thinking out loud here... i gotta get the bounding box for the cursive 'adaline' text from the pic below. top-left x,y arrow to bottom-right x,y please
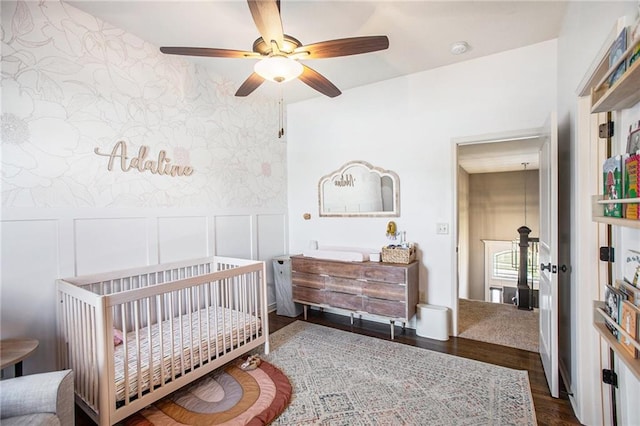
94,141 -> 194,177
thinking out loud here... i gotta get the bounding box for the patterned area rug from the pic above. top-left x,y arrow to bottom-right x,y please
259,321 -> 537,425
122,359 -> 291,425
458,298 -> 539,353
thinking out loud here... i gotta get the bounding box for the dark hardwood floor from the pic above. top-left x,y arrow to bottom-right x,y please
77,310 -> 582,425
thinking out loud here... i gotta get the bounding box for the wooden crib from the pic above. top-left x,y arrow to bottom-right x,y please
56,256 -> 269,426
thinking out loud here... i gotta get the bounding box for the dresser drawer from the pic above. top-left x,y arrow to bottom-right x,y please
292,256 -> 410,284
292,271 -> 325,289
325,277 -> 362,295
293,286 -> 325,304
363,298 -> 405,318
325,291 -> 363,311
360,265 -> 407,284
361,281 -> 405,302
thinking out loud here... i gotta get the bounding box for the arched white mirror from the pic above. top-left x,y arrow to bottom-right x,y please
319,161 -> 400,217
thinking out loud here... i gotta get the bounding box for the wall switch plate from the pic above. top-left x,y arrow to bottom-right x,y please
437,223 -> 449,234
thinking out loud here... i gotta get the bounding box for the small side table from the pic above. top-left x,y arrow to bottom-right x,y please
0,338 -> 39,377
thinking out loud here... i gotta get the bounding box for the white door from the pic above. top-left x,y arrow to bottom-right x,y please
538,113 -> 559,398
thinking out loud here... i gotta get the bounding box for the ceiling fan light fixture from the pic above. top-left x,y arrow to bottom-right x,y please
254,55 -> 303,83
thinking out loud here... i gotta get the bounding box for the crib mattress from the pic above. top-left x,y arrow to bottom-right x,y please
113,307 -> 260,402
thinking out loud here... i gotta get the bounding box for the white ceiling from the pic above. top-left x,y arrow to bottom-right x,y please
68,0 -> 569,104
458,137 -> 542,174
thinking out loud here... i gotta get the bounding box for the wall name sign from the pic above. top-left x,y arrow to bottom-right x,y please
94,141 -> 194,177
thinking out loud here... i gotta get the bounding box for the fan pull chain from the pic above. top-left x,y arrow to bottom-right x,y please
278,92 -> 284,138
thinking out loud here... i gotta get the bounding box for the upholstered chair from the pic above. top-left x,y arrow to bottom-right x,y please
0,370 -> 74,426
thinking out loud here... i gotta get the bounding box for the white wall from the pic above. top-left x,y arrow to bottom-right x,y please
0,1 -> 288,374
287,40 -> 557,312
467,170 -> 540,301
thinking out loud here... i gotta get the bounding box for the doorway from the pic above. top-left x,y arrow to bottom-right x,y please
455,130 -> 544,352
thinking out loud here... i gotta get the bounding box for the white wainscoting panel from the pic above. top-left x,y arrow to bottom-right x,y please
257,214 -> 287,307
1,209 -> 287,373
158,216 -> 209,263
0,219 -> 60,376
214,215 -> 252,259
74,217 -> 149,275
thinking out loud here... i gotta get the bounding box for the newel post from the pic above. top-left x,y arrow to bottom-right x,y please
516,226 -> 533,310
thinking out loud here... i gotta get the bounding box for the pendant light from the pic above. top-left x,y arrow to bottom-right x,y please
522,162 -> 529,226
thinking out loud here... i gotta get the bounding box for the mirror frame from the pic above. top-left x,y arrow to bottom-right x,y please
318,161 -> 400,217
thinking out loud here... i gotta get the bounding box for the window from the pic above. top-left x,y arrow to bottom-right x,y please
492,241 -> 539,287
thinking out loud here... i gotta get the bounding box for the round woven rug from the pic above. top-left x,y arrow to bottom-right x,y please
123,358 -> 291,426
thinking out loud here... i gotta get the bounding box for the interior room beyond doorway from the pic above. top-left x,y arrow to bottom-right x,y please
456,133 -> 543,350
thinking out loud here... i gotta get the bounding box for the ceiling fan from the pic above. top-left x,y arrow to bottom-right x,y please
159,0 -> 389,98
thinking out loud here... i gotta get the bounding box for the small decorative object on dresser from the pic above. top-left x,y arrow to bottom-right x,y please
381,244 -> 416,264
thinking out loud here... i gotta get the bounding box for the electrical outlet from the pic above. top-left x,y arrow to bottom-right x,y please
437,223 -> 449,234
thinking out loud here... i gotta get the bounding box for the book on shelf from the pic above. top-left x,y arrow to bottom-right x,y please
623,152 -> 639,219
605,284 -> 627,338
630,18 -> 640,67
630,43 -> 640,68
619,300 -> 639,359
609,27 -> 627,86
624,249 -> 640,288
628,126 -> 640,155
617,279 -> 639,308
603,155 -> 623,217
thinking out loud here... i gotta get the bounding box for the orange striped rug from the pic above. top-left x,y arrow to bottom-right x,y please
123,358 -> 291,426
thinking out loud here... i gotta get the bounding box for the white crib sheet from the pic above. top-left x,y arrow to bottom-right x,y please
113,307 -> 260,401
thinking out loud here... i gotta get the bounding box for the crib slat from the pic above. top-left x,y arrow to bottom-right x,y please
155,295 -> 165,388
177,290 -> 185,377
121,303 -> 130,404
145,296 -> 154,397
195,288 -> 204,367
134,300 -> 143,401
168,290 -> 176,383
211,282 -> 220,358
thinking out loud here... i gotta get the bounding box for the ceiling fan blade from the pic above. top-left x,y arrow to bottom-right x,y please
292,36 -> 389,59
235,72 -> 265,97
299,65 -> 341,98
247,0 -> 284,49
160,46 -> 259,59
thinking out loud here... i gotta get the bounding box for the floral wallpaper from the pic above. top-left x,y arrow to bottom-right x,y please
1,0 -> 286,209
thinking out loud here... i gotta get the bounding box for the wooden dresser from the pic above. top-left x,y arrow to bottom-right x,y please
290,255 -> 419,339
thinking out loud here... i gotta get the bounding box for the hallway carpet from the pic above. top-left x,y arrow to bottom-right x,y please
458,298 -> 539,353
